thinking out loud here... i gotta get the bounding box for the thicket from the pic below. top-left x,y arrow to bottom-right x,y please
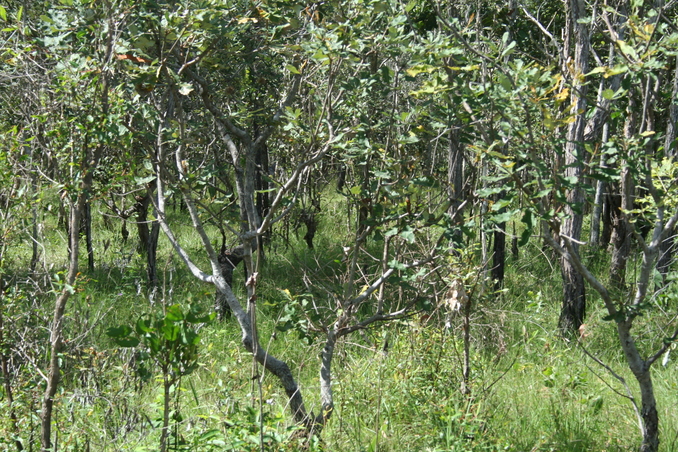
1,0 -> 678,451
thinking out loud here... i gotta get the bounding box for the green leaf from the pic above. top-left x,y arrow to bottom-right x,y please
388,259 -> 406,270
114,337 -> 140,347
0,6 -> 6,21
165,304 -> 184,321
616,40 -> 638,60
400,228 -> 415,243
163,323 -> 180,341
15,5 -> 21,22
491,211 -> 513,223
136,318 -> 153,334
106,325 -> 133,338
602,89 -> 615,100
519,227 -> 531,247
286,64 -> 301,74
186,307 -> 215,324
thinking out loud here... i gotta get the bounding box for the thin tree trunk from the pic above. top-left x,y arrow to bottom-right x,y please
0,302 -> 23,451
558,0 -> 589,333
84,201 -> 94,272
609,88 -> 636,289
590,123 -> 610,247
160,373 -> 171,452
41,203 -> 82,451
30,176 -> 41,273
618,321 -> 660,452
492,221 -> 506,291
41,141 -> 102,451
447,125 -> 464,244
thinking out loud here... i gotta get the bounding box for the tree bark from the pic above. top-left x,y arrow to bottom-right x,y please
492,221 -> 506,291
84,201 -> 94,272
447,125 -> 464,244
558,0 -> 589,333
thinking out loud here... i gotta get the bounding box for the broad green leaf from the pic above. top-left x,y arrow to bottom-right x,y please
165,304 -> 184,321
136,318 -> 153,334
286,64 -> 301,74
163,323 -> 180,341
0,6 -> 6,21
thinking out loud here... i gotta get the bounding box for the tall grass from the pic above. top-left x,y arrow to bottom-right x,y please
1,195 -> 677,451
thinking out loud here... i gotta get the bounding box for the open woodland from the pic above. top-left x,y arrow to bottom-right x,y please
2,0 -> 678,450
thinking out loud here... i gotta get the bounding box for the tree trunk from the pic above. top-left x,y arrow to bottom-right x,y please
492,221 -> 506,291
590,122 -> 611,248
558,0 -> 589,333
84,201 -> 94,272
147,220 -> 160,287
41,141 -> 102,451
42,203 -> 83,451
135,192 -> 151,255
0,302 -> 23,451
617,321 -> 660,452
609,178 -> 632,290
447,125 -> 464,244
134,187 -> 161,286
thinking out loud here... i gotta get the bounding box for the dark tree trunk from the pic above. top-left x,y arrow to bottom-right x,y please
135,193 -> 151,255
609,183 -> 631,289
255,142 -> 270,221
492,222 -> 506,291
147,220 -> 160,287
134,187 -> 160,286
336,162 -> 346,191
302,212 -> 318,249
84,201 -> 94,272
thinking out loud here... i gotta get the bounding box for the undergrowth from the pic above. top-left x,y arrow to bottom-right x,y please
1,201 -> 678,451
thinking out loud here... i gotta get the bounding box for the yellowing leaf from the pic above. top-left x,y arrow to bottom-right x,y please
406,64 -> 435,77
554,88 -> 569,102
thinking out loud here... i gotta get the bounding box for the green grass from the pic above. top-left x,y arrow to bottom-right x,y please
1,199 -> 678,451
